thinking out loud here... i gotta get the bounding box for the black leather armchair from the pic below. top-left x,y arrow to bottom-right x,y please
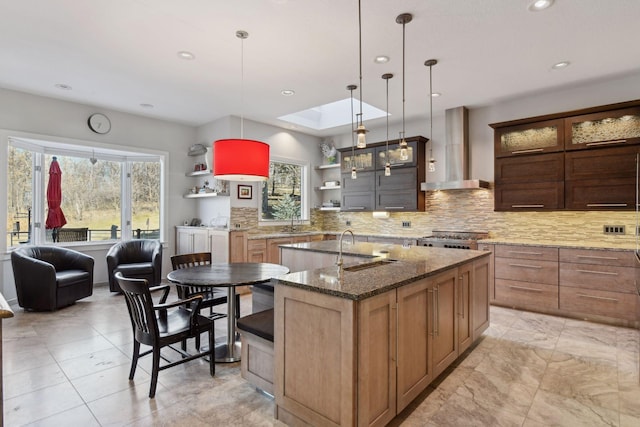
107,239 -> 162,292
11,246 -> 94,311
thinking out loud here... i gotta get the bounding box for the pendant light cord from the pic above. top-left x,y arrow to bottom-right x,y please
350,87 -> 356,158
358,0 -> 363,123
429,64 -> 433,148
236,30 -> 248,139
402,20 -> 406,137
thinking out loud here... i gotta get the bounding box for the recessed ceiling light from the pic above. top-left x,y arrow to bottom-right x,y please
140,103 -> 154,109
54,83 -> 72,90
177,51 -> 195,60
528,0 -> 554,12
281,89 -> 295,96
431,92 -> 441,97
374,55 -> 389,64
551,61 -> 570,70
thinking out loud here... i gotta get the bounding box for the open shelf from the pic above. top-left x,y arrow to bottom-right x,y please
315,163 -> 341,170
319,207 -> 340,211
318,185 -> 341,191
185,170 -> 213,177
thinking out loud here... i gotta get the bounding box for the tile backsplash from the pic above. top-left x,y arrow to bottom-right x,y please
232,189 -> 637,245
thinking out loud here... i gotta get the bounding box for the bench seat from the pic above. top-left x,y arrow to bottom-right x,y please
237,308 -> 274,395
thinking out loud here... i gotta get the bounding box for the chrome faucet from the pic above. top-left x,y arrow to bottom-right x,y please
336,229 -> 355,269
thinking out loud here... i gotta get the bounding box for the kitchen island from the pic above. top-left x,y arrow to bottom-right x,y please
272,241 -> 491,427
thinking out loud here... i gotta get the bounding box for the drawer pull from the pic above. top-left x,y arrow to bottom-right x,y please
576,269 -> 619,276
586,203 -> 628,207
384,206 -> 405,210
508,263 -> 542,269
511,204 -> 544,208
348,207 -> 366,210
509,285 -> 542,292
508,251 -> 543,256
511,148 -> 544,154
585,139 -> 627,147
576,293 -> 619,302
576,255 -> 619,261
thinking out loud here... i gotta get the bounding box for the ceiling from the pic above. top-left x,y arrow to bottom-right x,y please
1,0 -> 639,137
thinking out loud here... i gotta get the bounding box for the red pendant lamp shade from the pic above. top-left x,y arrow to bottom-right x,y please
213,139 -> 270,181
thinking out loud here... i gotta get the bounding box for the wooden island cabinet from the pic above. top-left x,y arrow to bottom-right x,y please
273,241 -> 491,427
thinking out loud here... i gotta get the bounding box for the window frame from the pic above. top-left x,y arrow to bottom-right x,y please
258,156 -> 310,226
5,134 -> 167,250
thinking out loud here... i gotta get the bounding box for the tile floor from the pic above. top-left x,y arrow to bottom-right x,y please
3,284 -> 640,426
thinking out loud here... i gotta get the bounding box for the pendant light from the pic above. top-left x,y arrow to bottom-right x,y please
213,30 -> 270,182
396,13 -> 412,161
425,59 -> 438,172
355,0 -> 368,148
348,84 -> 358,179
382,73 -> 393,176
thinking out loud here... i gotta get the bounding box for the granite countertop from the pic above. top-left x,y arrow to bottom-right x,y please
478,238 -> 637,251
248,231 -> 326,240
274,241 -> 490,301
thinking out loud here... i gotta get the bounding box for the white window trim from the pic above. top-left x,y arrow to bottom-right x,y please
258,156 -> 310,226
4,132 -> 168,249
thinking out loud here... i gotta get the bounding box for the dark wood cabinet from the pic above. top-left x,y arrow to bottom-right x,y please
491,100 -> 640,211
339,136 -> 427,212
493,119 -> 564,158
564,106 -> 640,151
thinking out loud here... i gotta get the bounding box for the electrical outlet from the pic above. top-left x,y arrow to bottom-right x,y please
346,220 -> 351,226
603,225 -> 625,235
402,221 -> 411,228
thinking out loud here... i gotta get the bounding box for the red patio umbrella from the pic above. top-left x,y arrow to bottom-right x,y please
45,156 -> 67,242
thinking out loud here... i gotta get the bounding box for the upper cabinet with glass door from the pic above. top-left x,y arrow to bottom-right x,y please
340,147 -> 375,173
493,119 -> 564,158
375,138 -> 420,169
564,106 -> 640,151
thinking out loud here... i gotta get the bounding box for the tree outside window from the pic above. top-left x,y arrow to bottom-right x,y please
260,160 -> 307,221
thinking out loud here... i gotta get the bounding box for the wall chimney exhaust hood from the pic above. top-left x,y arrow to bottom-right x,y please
421,106 -> 490,191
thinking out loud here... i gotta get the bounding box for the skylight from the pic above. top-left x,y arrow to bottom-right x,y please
278,98 -> 387,130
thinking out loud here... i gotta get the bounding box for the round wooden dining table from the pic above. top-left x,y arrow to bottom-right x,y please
167,262 -> 289,362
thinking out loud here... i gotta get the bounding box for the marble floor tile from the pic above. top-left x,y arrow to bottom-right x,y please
2,284 -> 639,426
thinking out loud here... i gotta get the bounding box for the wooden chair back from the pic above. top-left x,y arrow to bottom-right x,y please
171,252 -> 212,270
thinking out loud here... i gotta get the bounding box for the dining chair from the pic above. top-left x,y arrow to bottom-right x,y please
170,252 -> 241,320
115,272 -> 214,398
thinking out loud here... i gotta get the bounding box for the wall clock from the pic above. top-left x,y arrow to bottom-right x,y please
88,113 -> 111,134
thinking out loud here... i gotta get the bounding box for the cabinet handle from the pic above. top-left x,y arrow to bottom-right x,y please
511,148 -> 544,154
576,269 -> 619,276
434,286 -> 439,337
586,203 -> 628,207
508,251 -> 543,256
508,263 -> 542,269
459,276 -> 464,318
511,204 -> 544,208
348,207 -> 366,210
576,255 -> 619,261
391,303 -> 397,364
576,293 -> 619,302
384,206 -> 405,210
585,139 -> 627,147
509,285 -> 542,292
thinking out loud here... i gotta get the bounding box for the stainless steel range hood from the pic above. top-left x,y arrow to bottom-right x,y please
421,106 -> 490,191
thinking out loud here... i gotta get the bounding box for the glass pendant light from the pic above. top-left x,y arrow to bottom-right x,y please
425,59 -> 438,172
348,84 -> 358,179
382,73 -> 393,176
396,13 -> 412,161
355,0 -> 368,148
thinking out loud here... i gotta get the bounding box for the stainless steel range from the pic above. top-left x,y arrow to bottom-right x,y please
418,230 -> 489,250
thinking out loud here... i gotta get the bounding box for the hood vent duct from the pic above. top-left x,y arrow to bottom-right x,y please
421,106 -> 490,191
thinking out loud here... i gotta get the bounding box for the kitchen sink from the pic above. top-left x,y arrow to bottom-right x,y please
343,259 -> 396,272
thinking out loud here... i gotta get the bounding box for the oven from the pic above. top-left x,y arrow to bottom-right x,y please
417,231 -> 489,250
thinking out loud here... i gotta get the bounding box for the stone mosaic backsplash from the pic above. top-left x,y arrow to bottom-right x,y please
232,189 -> 638,246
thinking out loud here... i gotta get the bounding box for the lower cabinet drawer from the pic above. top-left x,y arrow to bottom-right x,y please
495,257 -> 558,285
495,279 -> 559,310
559,286 -> 638,321
560,263 -> 637,293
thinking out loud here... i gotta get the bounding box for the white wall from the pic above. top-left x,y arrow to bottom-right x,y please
0,87 -> 197,302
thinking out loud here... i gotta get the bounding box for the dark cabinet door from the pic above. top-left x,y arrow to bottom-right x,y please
564,106 -> 640,151
565,178 -> 635,210
341,192 -> 375,212
494,182 -> 564,211
375,169 -> 418,210
494,119 -> 564,158
376,190 -> 417,211
341,171 -> 375,192
495,152 -> 564,184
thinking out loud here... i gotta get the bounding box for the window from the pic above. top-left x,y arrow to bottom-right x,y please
6,137 -> 164,248
259,159 -> 309,223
